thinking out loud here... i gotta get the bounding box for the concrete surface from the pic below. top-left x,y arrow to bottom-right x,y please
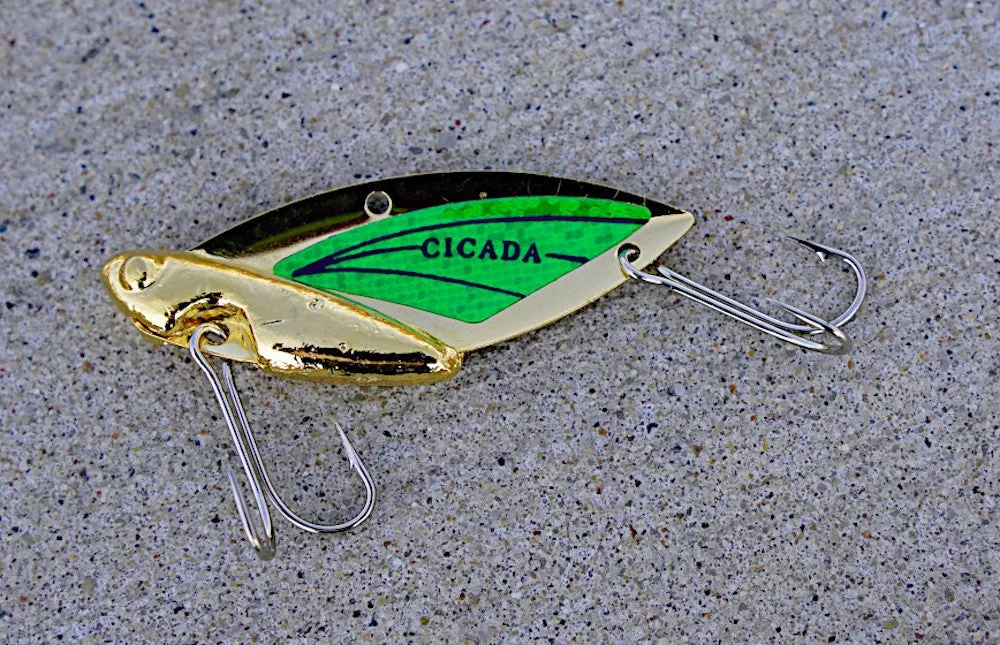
1,1 -> 997,642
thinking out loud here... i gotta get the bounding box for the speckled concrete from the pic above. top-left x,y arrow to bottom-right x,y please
1,1 -> 997,642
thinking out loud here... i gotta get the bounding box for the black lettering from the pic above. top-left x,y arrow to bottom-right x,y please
522,243 -> 541,264
421,237 -> 440,258
444,236 -> 453,257
457,237 -> 476,259
478,239 -> 498,260
501,240 -> 521,261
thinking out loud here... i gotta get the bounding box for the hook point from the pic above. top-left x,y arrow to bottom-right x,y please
786,236 -> 830,262
334,422 -> 364,473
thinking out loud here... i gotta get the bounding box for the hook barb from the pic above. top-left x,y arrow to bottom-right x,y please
618,237 -> 866,354
189,324 -> 376,559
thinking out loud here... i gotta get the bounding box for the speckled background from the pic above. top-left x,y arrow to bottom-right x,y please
1,1 -> 997,642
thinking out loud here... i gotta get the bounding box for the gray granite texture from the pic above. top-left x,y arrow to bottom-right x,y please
1,0 -> 997,642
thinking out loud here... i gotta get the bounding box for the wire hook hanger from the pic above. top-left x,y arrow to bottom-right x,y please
188,324 -> 376,560
617,237 -> 868,354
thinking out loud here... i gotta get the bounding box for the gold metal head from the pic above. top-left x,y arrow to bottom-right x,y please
102,250 -> 462,385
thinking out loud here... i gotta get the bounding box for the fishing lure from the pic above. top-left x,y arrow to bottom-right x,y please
103,171 -> 866,559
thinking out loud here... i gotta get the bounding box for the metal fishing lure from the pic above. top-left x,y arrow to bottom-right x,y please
103,171 -> 866,559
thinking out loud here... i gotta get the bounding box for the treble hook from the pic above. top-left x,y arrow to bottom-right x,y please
188,324 -> 376,560
618,237 -> 867,355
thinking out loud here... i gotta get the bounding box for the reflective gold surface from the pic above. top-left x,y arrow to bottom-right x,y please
102,250 -> 462,385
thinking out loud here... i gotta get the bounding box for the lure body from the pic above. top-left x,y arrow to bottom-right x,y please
104,172 -> 694,384
102,171 -> 864,558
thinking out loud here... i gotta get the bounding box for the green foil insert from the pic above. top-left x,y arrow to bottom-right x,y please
273,196 -> 650,323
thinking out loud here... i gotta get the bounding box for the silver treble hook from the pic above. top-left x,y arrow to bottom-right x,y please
618,237 -> 867,355
188,324 -> 376,560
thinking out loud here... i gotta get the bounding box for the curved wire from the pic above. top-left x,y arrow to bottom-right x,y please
618,237 -> 867,355
189,324 -> 376,559
189,325 -> 275,559
781,237 -> 866,332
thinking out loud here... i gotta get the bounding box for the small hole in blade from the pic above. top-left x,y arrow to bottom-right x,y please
364,191 -> 392,217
